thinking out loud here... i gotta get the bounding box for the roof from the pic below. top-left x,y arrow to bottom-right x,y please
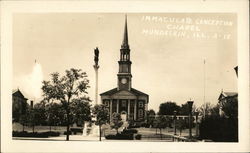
12,89 -> 28,100
100,88 -> 118,96
100,87 -> 148,97
223,92 -> 238,97
218,91 -> 238,100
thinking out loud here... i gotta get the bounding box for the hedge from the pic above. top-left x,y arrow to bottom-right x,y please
105,133 -> 134,140
135,134 -> 142,140
121,129 -> 138,134
12,131 -> 60,138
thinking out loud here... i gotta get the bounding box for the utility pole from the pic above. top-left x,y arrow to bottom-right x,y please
203,59 -> 206,118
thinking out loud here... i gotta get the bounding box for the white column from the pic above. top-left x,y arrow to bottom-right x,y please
110,100 -> 112,121
93,65 -> 99,105
116,100 -> 119,113
128,100 -> 130,120
134,100 -> 137,120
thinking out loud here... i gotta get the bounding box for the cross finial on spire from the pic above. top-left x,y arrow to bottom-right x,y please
121,14 -> 129,49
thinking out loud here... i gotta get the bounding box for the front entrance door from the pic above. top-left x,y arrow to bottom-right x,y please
121,111 -> 127,121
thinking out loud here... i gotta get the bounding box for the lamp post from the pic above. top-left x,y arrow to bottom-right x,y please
194,111 -> 199,137
187,101 -> 194,139
174,110 -> 177,135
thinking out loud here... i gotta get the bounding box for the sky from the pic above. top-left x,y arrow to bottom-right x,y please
13,13 -> 237,112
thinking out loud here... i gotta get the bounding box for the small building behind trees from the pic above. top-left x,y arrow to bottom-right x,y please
12,89 -> 29,122
218,91 -> 238,117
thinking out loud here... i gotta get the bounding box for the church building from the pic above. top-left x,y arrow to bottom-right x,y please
100,17 -> 149,122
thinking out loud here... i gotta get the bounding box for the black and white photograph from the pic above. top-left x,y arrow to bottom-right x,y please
1,0 -> 249,152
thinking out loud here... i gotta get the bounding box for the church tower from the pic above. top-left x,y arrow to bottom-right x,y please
117,16 -> 132,91
100,15 -> 149,122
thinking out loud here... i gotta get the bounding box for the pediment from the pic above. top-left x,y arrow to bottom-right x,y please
113,90 -> 135,96
218,93 -> 225,100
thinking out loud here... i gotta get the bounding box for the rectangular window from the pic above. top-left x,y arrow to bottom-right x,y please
122,100 -> 126,107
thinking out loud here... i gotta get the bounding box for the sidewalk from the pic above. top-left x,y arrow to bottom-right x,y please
13,135 -> 102,141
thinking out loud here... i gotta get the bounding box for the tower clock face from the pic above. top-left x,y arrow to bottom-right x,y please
121,78 -> 127,84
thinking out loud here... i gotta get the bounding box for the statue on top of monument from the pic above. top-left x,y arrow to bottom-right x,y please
94,47 -> 99,65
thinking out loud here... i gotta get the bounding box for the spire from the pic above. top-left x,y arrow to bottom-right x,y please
121,15 -> 129,49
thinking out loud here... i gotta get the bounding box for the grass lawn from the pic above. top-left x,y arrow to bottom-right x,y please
13,122 -> 197,141
13,122 -> 67,134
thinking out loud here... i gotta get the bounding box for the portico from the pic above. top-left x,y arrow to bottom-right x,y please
101,89 -> 148,121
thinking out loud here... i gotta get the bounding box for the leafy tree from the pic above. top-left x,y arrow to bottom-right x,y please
41,68 -> 90,141
221,97 -> 238,118
176,118 -> 185,136
153,118 -> 158,134
71,97 -> 92,126
29,102 -> 47,133
92,104 -> 109,141
158,101 -> 180,115
19,113 -> 29,132
198,102 -> 219,117
179,102 -> 196,115
110,113 -> 123,134
146,109 -> 156,127
45,102 -> 65,131
153,115 -> 169,139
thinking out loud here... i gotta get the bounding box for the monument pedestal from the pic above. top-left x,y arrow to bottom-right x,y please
88,124 -> 100,137
82,122 -> 88,136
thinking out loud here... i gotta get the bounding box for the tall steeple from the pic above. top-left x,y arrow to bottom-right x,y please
121,15 -> 129,49
118,15 -> 132,91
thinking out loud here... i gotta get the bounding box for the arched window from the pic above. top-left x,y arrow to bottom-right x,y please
139,101 -> 144,108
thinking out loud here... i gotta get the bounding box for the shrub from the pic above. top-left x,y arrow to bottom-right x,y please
135,134 -> 142,140
63,131 -> 72,135
199,116 -> 238,142
12,131 -> 60,137
116,133 -> 134,140
44,131 -> 60,137
122,129 -> 138,134
105,134 -> 116,139
70,128 -> 83,133
105,133 -> 134,140
128,124 -> 140,128
141,122 -> 150,128
70,128 -> 83,135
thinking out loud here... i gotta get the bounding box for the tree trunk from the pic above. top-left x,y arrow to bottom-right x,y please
116,129 -> 119,134
160,128 -> 162,140
22,124 -> 25,132
66,113 -> 70,141
66,98 -> 71,141
99,125 -> 102,141
32,125 -> 35,133
50,125 -> 51,132
156,128 -> 157,135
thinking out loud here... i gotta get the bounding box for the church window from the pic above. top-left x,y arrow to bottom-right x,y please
139,109 -> 143,117
103,100 -> 109,107
122,100 -> 126,107
139,101 -> 144,108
